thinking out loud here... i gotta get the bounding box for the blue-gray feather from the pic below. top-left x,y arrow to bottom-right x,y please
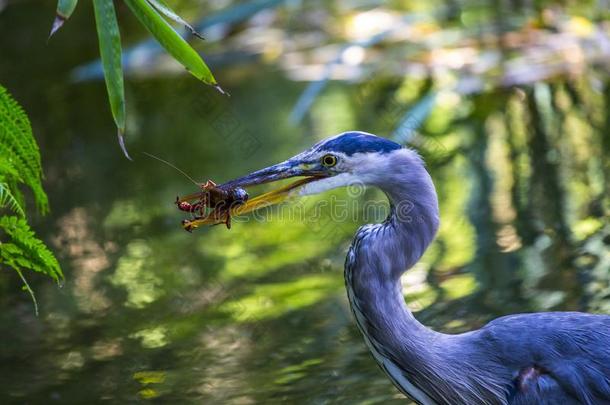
323,132 -> 610,405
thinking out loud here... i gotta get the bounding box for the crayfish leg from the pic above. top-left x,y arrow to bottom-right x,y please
225,214 -> 232,229
202,179 -> 217,190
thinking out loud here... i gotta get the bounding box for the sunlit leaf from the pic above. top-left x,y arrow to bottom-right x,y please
49,0 -> 79,38
93,0 -> 130,159
146,0 -> 204,40
124,0 -> 220,90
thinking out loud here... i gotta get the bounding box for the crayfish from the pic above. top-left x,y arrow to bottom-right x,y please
175,180 -> 249,231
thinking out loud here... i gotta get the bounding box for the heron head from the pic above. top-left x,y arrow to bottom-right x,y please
187,131 -> 425,228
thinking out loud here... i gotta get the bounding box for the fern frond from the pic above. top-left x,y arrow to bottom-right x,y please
0,182 -> 25,217
0,216 -> 63,282
0,143 -> 26,217
0,86 -> 39,163
6,177 -> 26,212
0,86 -> 62,313
0,154 -> 20,179
0,85 -> 48,214
0,88 -> 38,150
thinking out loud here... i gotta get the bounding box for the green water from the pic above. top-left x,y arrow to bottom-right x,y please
1,1 -> 609,404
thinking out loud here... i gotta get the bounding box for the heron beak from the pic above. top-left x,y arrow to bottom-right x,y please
180,160 -> 326,230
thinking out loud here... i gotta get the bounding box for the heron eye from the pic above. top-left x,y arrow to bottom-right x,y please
321,154 -> 338,167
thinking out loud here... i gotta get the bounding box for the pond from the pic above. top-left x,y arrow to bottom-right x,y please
0,1 -> 608,404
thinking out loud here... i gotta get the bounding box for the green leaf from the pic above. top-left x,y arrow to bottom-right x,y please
0,86 -> 61,314
93,0 -> 131,160
0,216 -> 63,282
0,154 -> 20,179
0,85 -> 49,213
57,0 -> 79,19
0,182 -> 25,217
146,0 -> 205,40
124,0 -> 219,88
49,0 -> 79,38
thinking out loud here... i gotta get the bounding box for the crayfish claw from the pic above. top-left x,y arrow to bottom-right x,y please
181,219 -> 194,233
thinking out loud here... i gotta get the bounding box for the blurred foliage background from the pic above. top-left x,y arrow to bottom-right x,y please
0,0 -> 609,403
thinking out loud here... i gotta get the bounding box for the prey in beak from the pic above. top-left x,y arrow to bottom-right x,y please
175,160 -> 327,232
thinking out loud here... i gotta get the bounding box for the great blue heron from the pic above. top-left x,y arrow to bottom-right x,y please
186,131 -> 610,404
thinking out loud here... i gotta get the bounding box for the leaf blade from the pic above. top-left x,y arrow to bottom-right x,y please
146,0 -> 204,40
93,0 -> 130,159
124,0 -> 217,86
49,0 -> 79,38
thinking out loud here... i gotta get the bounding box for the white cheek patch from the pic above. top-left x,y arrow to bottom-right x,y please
295,173 -> 360,196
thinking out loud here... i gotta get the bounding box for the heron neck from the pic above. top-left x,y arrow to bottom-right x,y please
346,187 -> 440,332
360,167 -> 441,279
344,170 -> 444,402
